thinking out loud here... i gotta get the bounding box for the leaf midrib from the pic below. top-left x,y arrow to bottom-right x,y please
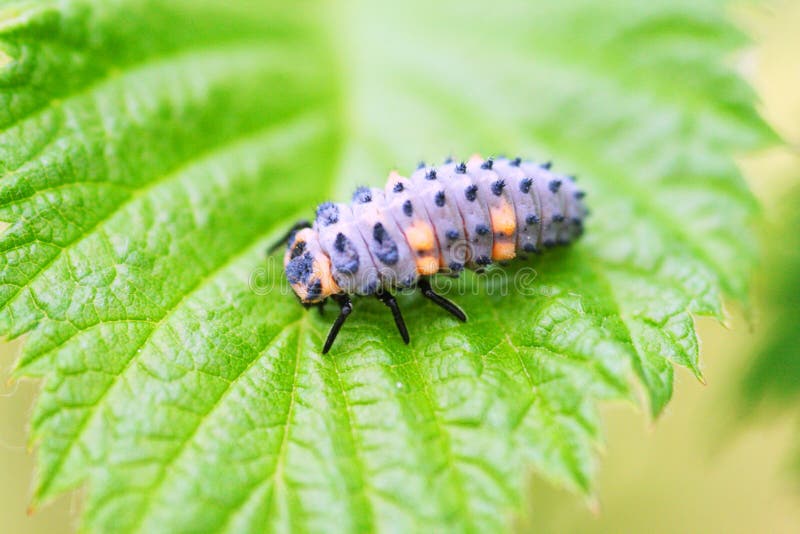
129,317 -> 304,533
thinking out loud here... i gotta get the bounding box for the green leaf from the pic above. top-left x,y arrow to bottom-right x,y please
0,0 -> 770,531
740,183 -> 800,473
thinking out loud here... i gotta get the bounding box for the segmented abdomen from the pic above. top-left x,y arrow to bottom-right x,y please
314,155 -> 587,295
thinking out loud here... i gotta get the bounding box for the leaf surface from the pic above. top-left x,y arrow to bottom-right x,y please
0,0 -> 771,531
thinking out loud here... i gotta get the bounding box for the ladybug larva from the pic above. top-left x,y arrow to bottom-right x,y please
270,155 -> 588,353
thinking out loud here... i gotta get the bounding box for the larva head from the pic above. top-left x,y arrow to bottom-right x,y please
284,228 -> 340,303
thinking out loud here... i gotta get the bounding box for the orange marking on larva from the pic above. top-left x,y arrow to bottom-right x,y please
314,257 -> 340,298
492,240 -> 516,261
291,282 -> 308,300
468,154 -> 483,165
416,256 -> 439,275
490,201 -> 516,237
405,220 -> 436,252
291,258 -> 339,303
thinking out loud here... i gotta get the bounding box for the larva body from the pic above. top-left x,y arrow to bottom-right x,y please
277,155 -> 587,353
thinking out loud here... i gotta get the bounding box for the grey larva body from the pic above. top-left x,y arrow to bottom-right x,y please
279,155 -> 588,353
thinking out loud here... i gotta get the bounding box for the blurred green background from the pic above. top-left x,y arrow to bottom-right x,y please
2,1 -> 799,533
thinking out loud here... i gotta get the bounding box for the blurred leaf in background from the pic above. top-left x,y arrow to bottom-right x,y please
739,184 -> 800,475
0,0 -> 775,532
742,184 -> 800,406
736,0 -> 800,483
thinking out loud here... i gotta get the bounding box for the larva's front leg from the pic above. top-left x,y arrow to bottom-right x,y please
323,293 -> 353,354
376,289 -> 410,345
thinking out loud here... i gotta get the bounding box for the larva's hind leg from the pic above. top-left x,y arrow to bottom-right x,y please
376,289 -> 410,345
323,294 -> 353,354
418,278 -> 467,322
267,219 -> 312,255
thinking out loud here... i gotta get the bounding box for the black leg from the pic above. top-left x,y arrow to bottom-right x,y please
376,289 -> 410,344
418,278 -> 467,322
323,294 -> 352,354
267,219 -> 312,255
